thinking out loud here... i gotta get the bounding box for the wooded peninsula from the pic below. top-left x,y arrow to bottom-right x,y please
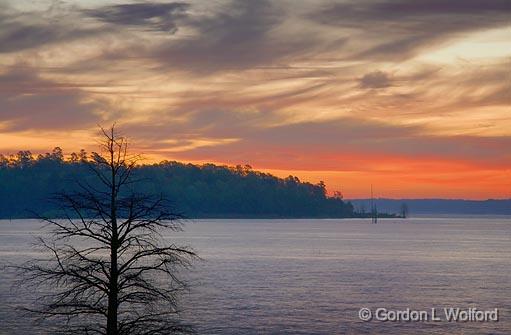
0,148 -> 356,219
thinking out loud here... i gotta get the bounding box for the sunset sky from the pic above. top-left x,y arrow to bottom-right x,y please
0,0 -> 510,199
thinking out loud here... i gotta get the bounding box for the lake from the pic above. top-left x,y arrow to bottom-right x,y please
1,218 -> 510,334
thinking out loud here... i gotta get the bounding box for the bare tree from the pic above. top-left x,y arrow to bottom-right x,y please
16,126 -> 197,334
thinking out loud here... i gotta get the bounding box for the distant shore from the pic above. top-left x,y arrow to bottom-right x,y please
349,198 -> 511,216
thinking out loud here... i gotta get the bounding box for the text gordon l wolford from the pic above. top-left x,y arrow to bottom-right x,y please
358,307 -> 499,322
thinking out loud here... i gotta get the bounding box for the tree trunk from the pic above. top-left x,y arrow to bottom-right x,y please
106,217 -> 118,335
107,145 -> 118,335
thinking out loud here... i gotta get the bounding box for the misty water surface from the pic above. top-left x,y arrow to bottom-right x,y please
1,218 -> 510,334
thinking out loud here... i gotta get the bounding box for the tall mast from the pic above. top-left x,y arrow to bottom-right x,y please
370,184 -> 373,212
371,184 -> 377,224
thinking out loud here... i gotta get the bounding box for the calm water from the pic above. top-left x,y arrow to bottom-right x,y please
1,218 -> 510,334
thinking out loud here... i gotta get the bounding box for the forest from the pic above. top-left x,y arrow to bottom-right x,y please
0,147 -> 354,219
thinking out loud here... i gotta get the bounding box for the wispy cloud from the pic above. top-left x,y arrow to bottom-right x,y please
312,0 -> 511,60
359,71 -> 393,89
0,9 -> 100,53
0,66 -> 103,131
85,2 -> 189,33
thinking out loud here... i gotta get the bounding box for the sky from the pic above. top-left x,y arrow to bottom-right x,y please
0,0 -> 510,199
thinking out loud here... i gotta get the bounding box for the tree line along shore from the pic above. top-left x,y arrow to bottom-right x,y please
0,148 -> 362,219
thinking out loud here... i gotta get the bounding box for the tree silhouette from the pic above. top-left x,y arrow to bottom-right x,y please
0,153 -> 355,219
17,126 -> 197,335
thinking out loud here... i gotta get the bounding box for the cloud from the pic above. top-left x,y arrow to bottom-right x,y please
0,21 -> 94,54
0,4 -> 104,54
52,0 -> 320,74
0,66 -> 103,131
121,106 -> 511,171
148,0 -> 321,72
85,2 -> 189,33
370,0 -> 511,15
312,0 -> 511,60
359,71 -> 392,89
180,128 -> 511,171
